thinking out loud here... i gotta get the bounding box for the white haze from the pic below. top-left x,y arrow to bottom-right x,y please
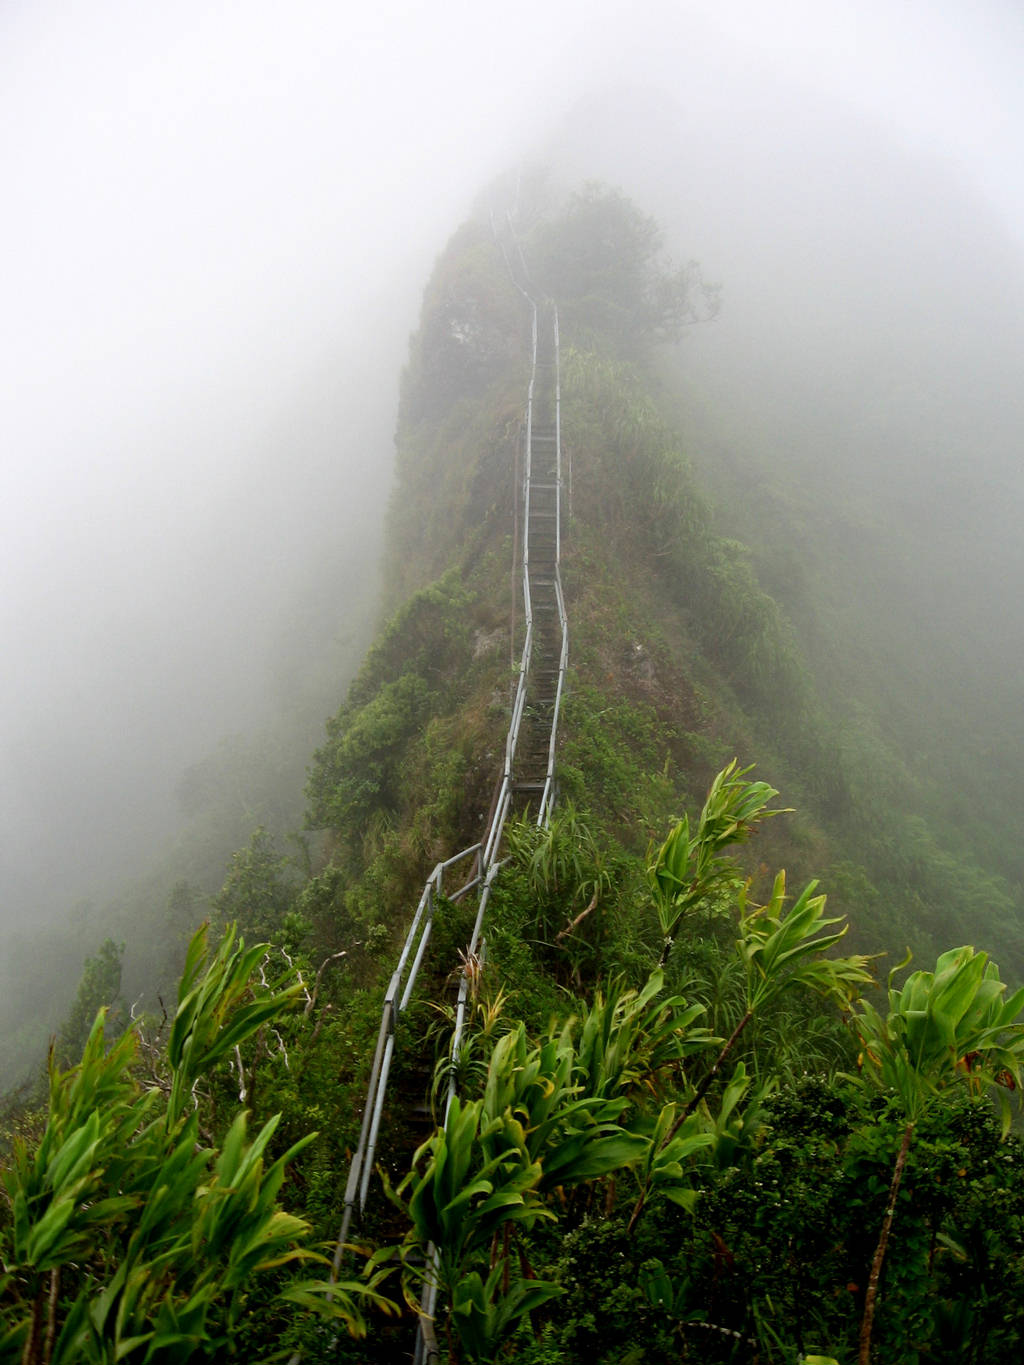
1,1 -> 1022,1007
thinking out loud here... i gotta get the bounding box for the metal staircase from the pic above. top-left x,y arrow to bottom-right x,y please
510,300 -> 566,821
329,223 -> 567,1360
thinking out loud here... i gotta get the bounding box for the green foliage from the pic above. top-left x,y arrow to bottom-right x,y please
531,183 -> 719,354
166,923 -> 305,1124
451,1263 -> 563,1365
648,759 -> 783,957
514,1076 -> 1024,1365
213,827 -> 295,942
307,672 -> 437,836
852,946 -> 1024,1126
560,344 -> 709,555
1,924 -> 389,1362
389,971 -> 720,1360
346,571 -> 475,713
55,938 -> 124,1066
628,1100 -> 716,1222
567,970 -> 714,1107
561,339 -> 817,753
304,570 -> 508,904
556,687 -> 680,872
848,947 -> 1024,1363
698,537 -> 809,707
388,1094 -> 559,1361
734,871 -> 874,1018
503,805 -> 617,978
477,1023 -> 645,1191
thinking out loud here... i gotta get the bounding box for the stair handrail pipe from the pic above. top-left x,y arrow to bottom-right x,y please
333,212 -> 569,1363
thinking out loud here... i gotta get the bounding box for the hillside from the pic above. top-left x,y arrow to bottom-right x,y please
290,185 -> 1024,1359
303,182 -> 1022,978
5,183 -> 1024,1365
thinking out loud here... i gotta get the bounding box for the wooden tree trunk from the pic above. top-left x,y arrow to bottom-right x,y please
858,1120 -> 915,1365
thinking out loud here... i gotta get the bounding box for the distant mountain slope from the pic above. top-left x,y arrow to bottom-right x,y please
304,180 -> 1023,976
536,84 -> 1024,962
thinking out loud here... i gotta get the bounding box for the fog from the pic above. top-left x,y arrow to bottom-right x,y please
547,73 -> 1024,875
3,1 -> 1024,1064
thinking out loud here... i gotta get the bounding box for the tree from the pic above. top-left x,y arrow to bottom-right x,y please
55,939 -> 124,1066
532,184 -> 719,352
851,946 -> 1024,1364
648,760 -> 783,965
213,827 -> 295,942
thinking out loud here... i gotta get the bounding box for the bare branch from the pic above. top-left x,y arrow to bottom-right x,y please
234,1044 -> 247,1103
304,950 -> 350,1016
270,1027 -> 290,1070
554,891 -> 599,945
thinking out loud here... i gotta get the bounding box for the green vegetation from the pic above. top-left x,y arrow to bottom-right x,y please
5,180 -> 1024,1363
0,925 -> 393,1362
531,183 -> 720,352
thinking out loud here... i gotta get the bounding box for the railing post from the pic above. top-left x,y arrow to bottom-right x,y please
334,230 -> 567,1365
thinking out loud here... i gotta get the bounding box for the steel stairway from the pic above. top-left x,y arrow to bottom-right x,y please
327,225 -> 567,1364
510,301 -> 563,816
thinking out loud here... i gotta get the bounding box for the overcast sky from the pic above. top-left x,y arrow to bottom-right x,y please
2,0 -> 1023,917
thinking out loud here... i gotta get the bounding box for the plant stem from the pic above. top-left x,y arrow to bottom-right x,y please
669,1010 -> 753,1140
627,1010 -> 753,1235
858,1119 -> 915,1365
22,1282 -> 42,1365
43,1268 -> 59,1365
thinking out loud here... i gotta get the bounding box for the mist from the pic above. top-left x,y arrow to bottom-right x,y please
540,65 -> 1024,870
3,0 -> 1024,1069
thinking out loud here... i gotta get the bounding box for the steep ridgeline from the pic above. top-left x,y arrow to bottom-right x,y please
293,181 -> 1024,1364
332,223 -> 567,1306
12,183 -> 1024,1365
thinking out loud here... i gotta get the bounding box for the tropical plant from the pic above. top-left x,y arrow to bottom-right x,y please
648,760 -> 784,965
625,1101 -> 715,1234
662,871 -> 873,1136
562,969 -> 711,1104
392,971 -> 716,1360
477,1024 -> 647,1194
623,865 -> 873,1240
505,804 -> 614,956
0,923 -> 390,1364
388,1095 -> 559,1363
850,946 -> 1024,1364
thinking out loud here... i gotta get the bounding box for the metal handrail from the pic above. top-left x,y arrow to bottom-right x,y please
537,304 -> 566,827
414,237 -> 569,1365
332,843 -> 481,1264
481,289 -> 538,870
333,216 -> 569,1361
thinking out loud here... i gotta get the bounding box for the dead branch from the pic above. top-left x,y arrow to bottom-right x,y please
305,950 -> 350,1016
234,1044 -> 247,1103
554,891 -> 599,944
